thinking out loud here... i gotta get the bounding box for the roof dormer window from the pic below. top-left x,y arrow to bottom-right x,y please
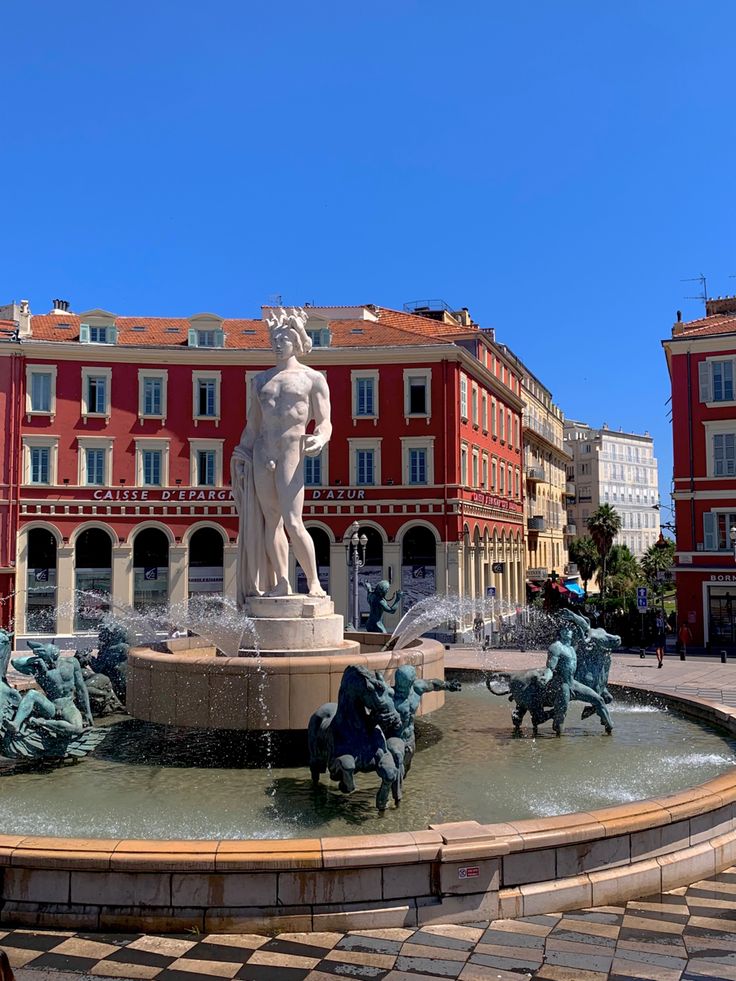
307,327 -> 331,348
79,323 -> 118,344
187,313 -> 225,349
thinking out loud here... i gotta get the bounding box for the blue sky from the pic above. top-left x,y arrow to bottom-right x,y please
3,1 -> 735,510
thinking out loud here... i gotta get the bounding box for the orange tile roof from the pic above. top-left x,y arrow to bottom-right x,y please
674,314 -> 736,338
27,307 -> 467,350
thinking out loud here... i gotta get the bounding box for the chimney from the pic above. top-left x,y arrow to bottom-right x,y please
705,296 -> 736,317
18,299 -> 31,337
51,298 -> 70,314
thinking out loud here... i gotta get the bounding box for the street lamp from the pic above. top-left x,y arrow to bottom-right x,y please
344,521 -> 368,630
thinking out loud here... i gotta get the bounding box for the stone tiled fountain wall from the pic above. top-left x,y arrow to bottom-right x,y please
1,687 -> 736,932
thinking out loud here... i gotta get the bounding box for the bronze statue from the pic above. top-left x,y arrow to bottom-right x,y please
364,580 -> 403,633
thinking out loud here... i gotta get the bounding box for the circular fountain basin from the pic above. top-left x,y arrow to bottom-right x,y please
2,676 -> 736,933
126,635 -> 447,730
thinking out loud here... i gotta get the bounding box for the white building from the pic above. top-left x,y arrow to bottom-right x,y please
563,422 -> 660,557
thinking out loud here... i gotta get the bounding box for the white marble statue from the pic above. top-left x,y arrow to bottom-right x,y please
231,307 -> 332,603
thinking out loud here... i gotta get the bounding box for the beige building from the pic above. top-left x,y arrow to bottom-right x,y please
563,422 -> 660,558
498,349 -> 572,587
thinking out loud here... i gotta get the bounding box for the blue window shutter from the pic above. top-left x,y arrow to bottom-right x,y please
699,361 -> 712,402
188,328 -> 198,347
214,327 -> 225,348
704,512 -> 716,550
79,323 -> 90,343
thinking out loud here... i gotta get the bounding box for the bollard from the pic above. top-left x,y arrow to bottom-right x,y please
722,650 -> 728,664
639,647 -> 646,659
680,649 -> 686,661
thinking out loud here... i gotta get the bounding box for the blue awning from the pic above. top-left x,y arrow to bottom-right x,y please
564,581 -> 585,597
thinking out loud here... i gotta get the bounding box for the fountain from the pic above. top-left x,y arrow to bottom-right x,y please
1,308 -> 736,932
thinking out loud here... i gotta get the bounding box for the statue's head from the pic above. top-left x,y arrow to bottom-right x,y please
394,664 -> 417,694
266,307 -> 312,359
27,640 -> 58,666
373,580 -> 390,599
558,623 -> 574,645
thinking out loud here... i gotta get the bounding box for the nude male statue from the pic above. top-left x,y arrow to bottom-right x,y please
9,641 -> 94,735
542,618 -> 613,735
231,307 -> 332,600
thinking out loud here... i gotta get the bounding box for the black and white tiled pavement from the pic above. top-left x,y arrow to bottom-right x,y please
7,869 -> 736,981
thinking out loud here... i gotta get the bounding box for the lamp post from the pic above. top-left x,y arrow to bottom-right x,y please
344,521 -> 368,630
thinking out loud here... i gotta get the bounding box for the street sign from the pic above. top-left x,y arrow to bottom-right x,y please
492,562 -> 505,574
486,586 -> 496,598
636,586 -> 648,610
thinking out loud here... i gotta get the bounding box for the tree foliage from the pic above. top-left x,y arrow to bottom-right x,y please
567,536 -> 600,596
605,544 -> 641,606
587,505 -> 623,607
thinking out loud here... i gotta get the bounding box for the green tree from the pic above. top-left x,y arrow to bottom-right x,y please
640,536 -> 676,617
567,536 -> 600,597
587,504 -> 622,622
605,544 -> 641,607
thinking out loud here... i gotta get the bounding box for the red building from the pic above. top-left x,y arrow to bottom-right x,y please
664,297 -> 736,647
0,299 -> 526,643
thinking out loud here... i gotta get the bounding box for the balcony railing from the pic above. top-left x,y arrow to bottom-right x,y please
565,481 -> 576,496
527,516 -> 546,532
523,411 -> 564,450
526,465 -> 545,482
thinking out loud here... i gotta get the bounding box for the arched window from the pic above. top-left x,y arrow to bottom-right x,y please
26,528 -> 57,633
188,527 -> 224,599
75,528 -> 113,630
401,526 -> 437,612
296,528 -> 330,595
133,528 -> 170,611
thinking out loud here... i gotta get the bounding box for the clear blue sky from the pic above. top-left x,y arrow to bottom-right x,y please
3,1 -> 735,511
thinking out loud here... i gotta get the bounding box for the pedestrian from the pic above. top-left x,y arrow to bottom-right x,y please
473,614 -> 484,644
655,613 -> 666,668
678,621 -> 692,658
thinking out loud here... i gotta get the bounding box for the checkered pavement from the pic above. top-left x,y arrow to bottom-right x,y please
6,869 -> 736,980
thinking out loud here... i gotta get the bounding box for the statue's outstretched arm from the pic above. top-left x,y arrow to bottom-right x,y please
561,609 -> 590,634
414,677 -> 462,694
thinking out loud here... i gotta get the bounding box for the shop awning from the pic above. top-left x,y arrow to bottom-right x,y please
565,581 -> 585,597
526,582 -> 541,592
550,581 -> 570,594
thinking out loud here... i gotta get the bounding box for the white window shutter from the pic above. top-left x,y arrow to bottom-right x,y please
704,511 -> 717,551
79,323 -> 90,343
188,328 -> 198,347
699,361 -> 713,402
214,327 -> 225,348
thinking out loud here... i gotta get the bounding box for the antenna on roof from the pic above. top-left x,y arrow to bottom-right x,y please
682,273 -> 708,305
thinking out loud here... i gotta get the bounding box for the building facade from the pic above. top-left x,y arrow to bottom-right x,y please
499,349 -> 572,588
563,422 -> 660,558
0,299 -> 527,642
664,297 -> 736,647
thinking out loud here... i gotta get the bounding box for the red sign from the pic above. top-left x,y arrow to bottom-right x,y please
458,866 -> 480,879
469,492 -> 523,514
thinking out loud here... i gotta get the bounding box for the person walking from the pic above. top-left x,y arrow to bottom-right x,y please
678,621 -> 693,658
655,613 -> 667,668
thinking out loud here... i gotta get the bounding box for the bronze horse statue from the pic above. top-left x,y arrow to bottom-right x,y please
308,665 -> 404,811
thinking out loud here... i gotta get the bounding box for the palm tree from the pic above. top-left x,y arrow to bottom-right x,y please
587,504 -> 622,622
605,545 -> 641,607
567,536 -> 600,598
641,535 -> 676,620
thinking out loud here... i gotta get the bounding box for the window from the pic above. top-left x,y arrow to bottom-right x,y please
409,448 -> 427,484
482,454 -> 488,488
85,448 -> 105,486
491,457 -> 497,491
81,367 -> 112,420
706,512 -> 736,550
197,450 -> 216,485
143,450 -> 162,486
188,326 -> 224,348
357,377 -> 375,416
507,464 -> 513,496
460,374 -> 468,420
471,451 -> 479,487
460,445 -> 468,485
481,392 -> 488,432
193,372 -> 221,422
30,446 -> 50,484
403,368 -> 431,420
507,410 -> 512,445
23,437 -> 58,486
356,450 -> 375,485
714,433 -> 736,476
499,463 -> 505,494
305,453 -> 322,486
307,327 -> 330,348
471,385 -> 479,427
30,373 -> 51,412
80,323 -> 117,344
136,439 -> 170,487
491,398 -> 497,437
514,416 -> 519,449
499,406 -> 505,442
139,371 -> 168,421
349,438 -> 381,485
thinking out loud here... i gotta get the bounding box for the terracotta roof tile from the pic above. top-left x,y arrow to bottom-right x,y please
675,314 -> 736,338
28,309 -> 453,350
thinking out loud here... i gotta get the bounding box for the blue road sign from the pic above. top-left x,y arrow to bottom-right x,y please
637,586 -> 648,610
486,586 -> 496,598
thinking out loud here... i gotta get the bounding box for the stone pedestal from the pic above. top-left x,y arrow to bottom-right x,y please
125,591 -> 446,731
